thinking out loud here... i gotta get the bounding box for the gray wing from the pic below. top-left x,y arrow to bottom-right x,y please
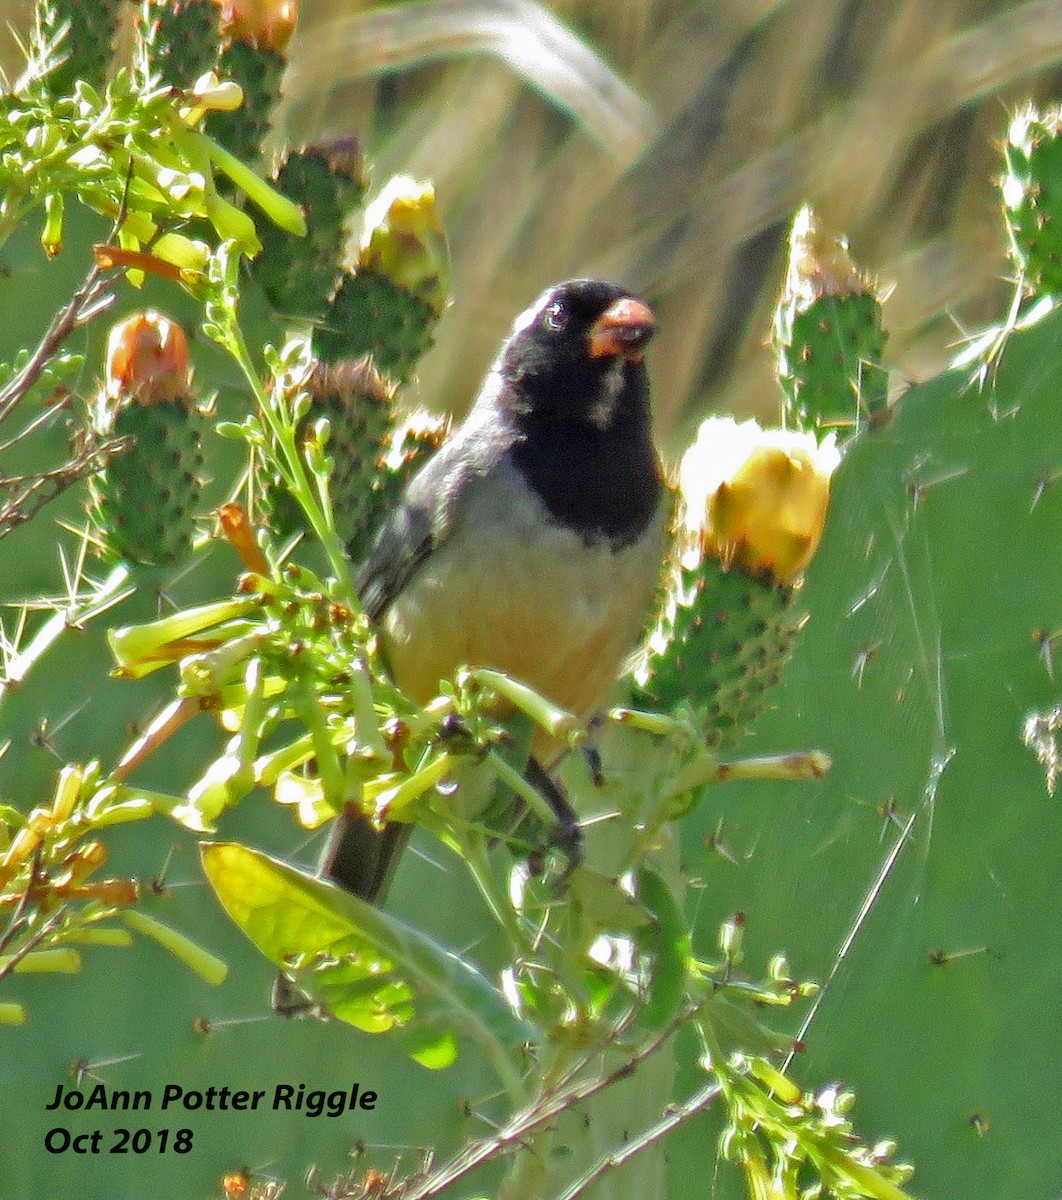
354,418 -> 501,621
355,489 -> 435,622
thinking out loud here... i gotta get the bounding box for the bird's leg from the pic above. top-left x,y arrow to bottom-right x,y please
523,756 -> 583,881
582,713 -> 606,786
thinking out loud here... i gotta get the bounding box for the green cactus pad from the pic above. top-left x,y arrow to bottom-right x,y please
254,143 -> 366,319
207,41 -> 285,163
1002,106 -> 1062,296
304,136 -> 366,216
315,269 -> 438,380
637,558 -> 800,749
777,292 -> 888,429
138,0 -> 220,87
38,0 -> 123,94
775,208 -> 888,431
91,398 -> 204,567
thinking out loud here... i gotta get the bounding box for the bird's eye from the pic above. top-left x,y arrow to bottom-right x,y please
543,302 -> 567,331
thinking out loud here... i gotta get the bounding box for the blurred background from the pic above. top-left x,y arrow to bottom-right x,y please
2,0 -> 1057,443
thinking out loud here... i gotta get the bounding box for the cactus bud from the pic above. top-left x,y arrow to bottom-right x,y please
358,176 -> 450,317
216,0 -> 297,52
681,418 -> 839,587
104,310 -> 191,405
90,312 -> 204,567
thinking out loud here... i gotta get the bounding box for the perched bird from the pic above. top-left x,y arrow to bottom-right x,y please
322,278 -> 667,903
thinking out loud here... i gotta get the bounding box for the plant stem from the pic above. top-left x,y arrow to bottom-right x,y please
226,323 -> 357,607
554,1080 -> 723,1200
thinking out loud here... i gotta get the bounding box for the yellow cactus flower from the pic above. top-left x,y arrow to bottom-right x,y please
679,417 -> 840,585
359,175 -> 450,316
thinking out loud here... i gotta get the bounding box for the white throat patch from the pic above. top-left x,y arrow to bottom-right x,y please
587,359 -> 625,430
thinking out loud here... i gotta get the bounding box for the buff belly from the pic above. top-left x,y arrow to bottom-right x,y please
378,463 -> 665,722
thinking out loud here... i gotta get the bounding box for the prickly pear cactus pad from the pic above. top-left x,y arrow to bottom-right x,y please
316,176 -> 450,380
206,0 -> 297,163
38,0 -> 124,94
139,0 -> 222,87
254,141 -> 366,319
1003,104 -> 1062,297
674,300 -> 1062,1199
775,207 -> 889,431
89,312 -> 204,567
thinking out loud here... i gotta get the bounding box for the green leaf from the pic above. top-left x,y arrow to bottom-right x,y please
569,866 -> 650,933
634,868 -> 691,1031
200,843 -> 534,1081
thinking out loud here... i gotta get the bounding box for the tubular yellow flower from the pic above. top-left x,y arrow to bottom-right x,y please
680,417 -> 840,585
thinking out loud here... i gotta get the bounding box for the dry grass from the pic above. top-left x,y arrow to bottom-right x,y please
277,0 -> 1062,446
3,0 -> 1060,445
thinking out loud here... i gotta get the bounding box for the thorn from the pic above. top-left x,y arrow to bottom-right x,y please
852,641 -> 881,687
1030,469 -> 1061,511
967,1110 -> 990,1137
703,817 -> 739,863
928,945 -> 999,966
1032,627 -> 1059,679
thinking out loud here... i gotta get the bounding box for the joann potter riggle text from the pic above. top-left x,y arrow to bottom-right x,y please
45,1081 -> 378,1118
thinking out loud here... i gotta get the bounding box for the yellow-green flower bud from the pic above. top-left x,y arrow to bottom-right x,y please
358,175 -> 450,316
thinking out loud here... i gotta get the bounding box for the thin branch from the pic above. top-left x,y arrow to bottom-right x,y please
357,1007 -> 697,1200
0,264 -> 112,427
0,908 -> 66,981
553,1080 -> 723,1200
0,849 -> 67,983
0,847 -> 44,958
0,429 -> 122,540
0,390 -> 67,454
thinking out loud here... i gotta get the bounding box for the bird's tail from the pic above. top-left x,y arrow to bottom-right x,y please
319,811 -> 412,905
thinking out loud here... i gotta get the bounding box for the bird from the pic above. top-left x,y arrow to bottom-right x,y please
321,277 -> 668,904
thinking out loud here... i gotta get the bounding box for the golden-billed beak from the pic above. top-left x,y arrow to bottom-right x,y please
587,297 -> 656,361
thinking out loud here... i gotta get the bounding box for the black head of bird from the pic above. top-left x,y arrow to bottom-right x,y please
487,278 -> 657,435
